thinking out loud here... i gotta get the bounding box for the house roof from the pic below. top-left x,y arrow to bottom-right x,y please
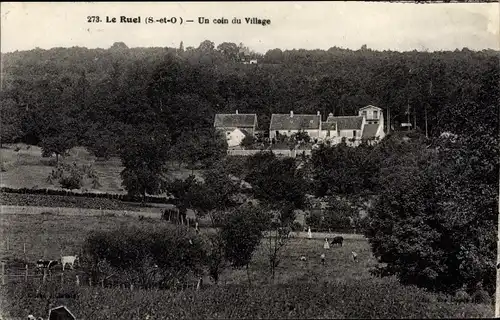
214,114 -> 256,128
321,121 -> 337,131
359,105 -> 382,111
238,128 -> 251,137
362,124 -> 379,139
326,116 -> 364,130
270,114 -> 321,130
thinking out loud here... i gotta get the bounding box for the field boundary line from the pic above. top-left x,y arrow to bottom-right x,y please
0,205 -> 163,218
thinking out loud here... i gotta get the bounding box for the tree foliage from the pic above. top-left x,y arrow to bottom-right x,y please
220,205 -> 268,282
366,130 -> 498,296
245,151 -> 307,214
119,128 -> 171,201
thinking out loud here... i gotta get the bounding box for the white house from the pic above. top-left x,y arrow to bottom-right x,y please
214,110 -> 257,147
319,114 -> 365,144
316,105 -> 385,146
226,128 -> 250,147
359,105 -> 385,142
269,111 -> 321,140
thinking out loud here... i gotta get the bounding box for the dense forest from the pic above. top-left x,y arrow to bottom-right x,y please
1,40 -> 498,157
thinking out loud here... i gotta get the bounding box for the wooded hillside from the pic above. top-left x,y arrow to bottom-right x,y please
1,41 -> 498,154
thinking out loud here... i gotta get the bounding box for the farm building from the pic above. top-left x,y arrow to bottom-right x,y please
214,111 -> 258,147
269,111 -> 322,140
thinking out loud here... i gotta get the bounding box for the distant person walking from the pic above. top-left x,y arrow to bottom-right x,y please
307,227 -> 312,239
323,238 -> 330,249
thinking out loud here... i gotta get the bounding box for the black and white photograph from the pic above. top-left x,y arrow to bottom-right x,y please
0,1 -> 499,319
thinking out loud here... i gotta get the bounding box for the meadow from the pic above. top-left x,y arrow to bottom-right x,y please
0,144 -> 203,192
0,213 -> 494,319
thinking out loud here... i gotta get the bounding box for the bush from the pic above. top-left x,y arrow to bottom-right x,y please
59,175 -> 82,190
305,210 -> 322,229
291,221 -> 303,232
240,135 -> 255,149
471,289 -> 491,304
81,225 -> 206,289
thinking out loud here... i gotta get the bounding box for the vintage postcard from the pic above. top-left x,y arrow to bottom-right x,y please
1,1 -> 499,319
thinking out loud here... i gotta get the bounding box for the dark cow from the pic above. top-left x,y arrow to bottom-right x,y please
36,260 -> 58,273
331,236 -> 344,247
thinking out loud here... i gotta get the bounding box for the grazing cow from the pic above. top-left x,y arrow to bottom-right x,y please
320,253 -> 326,265
331,236 -> 344,247
300,256 -> 307,261
352,251 -> 358,262
61,255 -> 78,271
36,260 -> 58,274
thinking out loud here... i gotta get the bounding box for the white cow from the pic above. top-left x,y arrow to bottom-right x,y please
61,255 -> 78,271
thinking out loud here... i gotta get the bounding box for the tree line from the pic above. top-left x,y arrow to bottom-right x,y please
1,41 -> 497,150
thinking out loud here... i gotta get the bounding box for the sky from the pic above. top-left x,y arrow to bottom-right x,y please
1,2 -> 499,53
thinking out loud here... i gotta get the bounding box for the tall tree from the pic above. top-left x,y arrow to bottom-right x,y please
119,127 -> 171,202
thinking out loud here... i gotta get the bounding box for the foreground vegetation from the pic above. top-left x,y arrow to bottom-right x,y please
0,213 -> 493,319
1,280 -> 492,319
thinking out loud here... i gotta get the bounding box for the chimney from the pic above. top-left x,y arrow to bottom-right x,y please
235,110 -> 238,115
317,111 -> 321,116
290,111 -> 294,117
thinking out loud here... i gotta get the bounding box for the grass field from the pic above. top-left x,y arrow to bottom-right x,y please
0,144 -> 203,192
0,213 -> 494,319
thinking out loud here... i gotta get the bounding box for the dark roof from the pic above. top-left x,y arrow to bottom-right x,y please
239,128 -> 251,137
362,124 -> 379,139
214,114 -> 256,128
327,116 -> 363,130
270,114 -> 321,130
321,122 -> 337,130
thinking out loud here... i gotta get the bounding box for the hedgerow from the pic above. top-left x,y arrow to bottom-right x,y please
81,225 -> 205,289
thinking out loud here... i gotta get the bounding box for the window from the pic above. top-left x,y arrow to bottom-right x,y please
353,130 -> 356,137
326,130 -> 330,137
373,110 -> 378,119
362,111 -> 367,118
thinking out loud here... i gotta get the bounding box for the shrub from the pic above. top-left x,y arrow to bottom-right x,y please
59,175 -> 82,190
81,225 -> 205,289
291,221 -> 303,232
305,210 -> 322,229
240,135 -> 255,149
471,289 -> 491,304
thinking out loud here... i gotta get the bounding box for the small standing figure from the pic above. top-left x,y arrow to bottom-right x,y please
323,238 -> 330,250
352,251 -> 358,262
307,227 -> 312,239
320,253 -> 326,265
195,221 -> 199,234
